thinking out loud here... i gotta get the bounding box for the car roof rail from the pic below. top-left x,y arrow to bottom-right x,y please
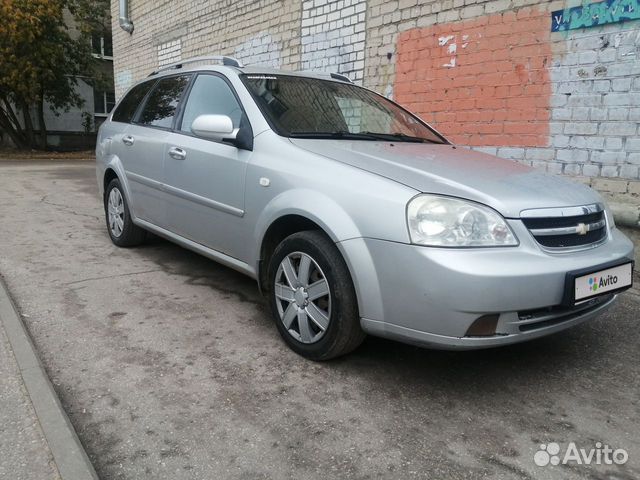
148,55 -> 244,76
330,72 -> 353,83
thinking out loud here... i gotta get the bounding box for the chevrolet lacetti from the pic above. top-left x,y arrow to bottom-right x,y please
96,56 -> 634,360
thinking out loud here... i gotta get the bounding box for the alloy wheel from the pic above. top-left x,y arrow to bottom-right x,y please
107,187 -> 125,238
274,252 -> 331,344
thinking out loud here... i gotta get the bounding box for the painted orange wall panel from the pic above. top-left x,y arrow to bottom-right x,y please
395,8 -> 552,147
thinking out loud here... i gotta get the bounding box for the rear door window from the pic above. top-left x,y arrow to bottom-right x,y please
112,80 -> 155,123
136,75 -> 191,129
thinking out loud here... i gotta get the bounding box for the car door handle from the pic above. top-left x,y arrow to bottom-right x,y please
122,135 -> 135,146
168,147 -> 186,160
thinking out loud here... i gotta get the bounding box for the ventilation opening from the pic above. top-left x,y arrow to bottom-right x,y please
517,294 -> 612,332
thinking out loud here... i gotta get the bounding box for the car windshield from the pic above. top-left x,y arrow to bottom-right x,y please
241,74 -> 446,144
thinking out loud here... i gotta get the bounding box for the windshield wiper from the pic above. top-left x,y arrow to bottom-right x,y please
289,131 -> 384,140
360,131 -> 443,144
289,130 -> 444,143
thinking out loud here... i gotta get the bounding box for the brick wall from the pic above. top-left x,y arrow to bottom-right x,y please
110,0 -> 640,186
157,39 -> 182,67
395,8 -> 552,148
301,0 -> 367,83
363,0 -> 640,182
111,0 -> 301,98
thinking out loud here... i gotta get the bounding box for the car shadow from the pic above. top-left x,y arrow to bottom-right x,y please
134,234 -> 622,398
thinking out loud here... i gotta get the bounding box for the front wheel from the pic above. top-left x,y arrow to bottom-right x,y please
268,231 -> 365,360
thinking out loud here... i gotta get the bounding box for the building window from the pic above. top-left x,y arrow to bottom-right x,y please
91,33 -> 113,59
94,90 -> 116,116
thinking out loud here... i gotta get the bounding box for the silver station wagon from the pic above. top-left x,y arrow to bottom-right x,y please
96,55 -> 634,360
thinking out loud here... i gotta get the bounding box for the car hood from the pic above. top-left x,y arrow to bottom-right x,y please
289,139 -> 601,218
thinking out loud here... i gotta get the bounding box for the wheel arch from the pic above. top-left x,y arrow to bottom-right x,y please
254,190 -> 363,295
101,157 -> 137,221
103,168 -> 119,197
258,214 -> 326,293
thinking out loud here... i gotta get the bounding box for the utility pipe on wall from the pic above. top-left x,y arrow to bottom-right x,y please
119,0 -> 134,34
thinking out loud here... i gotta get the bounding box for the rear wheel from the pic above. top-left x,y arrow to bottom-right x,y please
104,178 -> 146,247
268,231 -> 365,360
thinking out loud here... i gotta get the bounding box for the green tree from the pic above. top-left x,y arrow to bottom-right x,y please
0,0 -> 110,149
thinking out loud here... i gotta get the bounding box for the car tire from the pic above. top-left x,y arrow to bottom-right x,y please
104,178 -> 146,247
268,230 -> 365,360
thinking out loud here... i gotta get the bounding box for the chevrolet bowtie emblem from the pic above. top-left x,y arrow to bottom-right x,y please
576,223 -> 589,235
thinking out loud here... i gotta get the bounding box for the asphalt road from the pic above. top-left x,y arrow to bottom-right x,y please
0,160 -> 638,480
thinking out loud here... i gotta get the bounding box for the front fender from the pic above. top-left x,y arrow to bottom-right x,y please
252,188 -> 362,259
251,189 -> 386,319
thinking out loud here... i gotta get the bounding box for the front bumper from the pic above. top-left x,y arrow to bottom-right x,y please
338,224 -> 634,350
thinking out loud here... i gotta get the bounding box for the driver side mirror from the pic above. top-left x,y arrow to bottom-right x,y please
191,114 -> 238,143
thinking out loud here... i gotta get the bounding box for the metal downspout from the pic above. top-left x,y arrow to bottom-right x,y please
119,0 -> 134,34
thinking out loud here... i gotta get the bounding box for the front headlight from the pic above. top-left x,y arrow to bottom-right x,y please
407,195 -> 518,247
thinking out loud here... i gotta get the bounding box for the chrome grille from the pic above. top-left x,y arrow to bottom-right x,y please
521,204 -> 607,250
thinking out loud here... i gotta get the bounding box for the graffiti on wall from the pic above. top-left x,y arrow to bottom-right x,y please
115,70 -> 133,98
158,39 -> 182,67
300,0 -> 367,83
551,0 -> 640,32
234,32 -> 282,68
